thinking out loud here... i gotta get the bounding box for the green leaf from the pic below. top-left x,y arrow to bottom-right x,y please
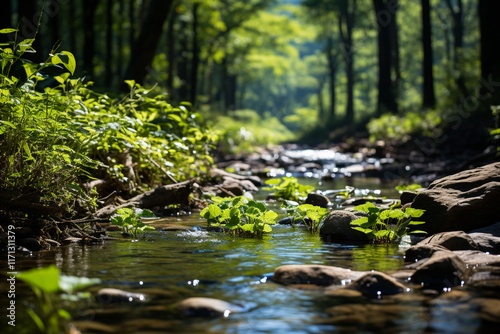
52,51 -> 76,75
16,265 -> 61,294
0,28 -> 18,34
264,178 -> 282,185
240,224 -> 254,232
139,209 -> 156,218
350,217 -> 368,226
263,224 -> 273,233
354,202 -> 379,214
59,275 -> 101,294
409,230 -> 428,234
405,207 -> 425,218
408,220 -> 426,225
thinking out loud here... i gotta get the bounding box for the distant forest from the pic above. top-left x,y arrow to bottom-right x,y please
2,0 -> 500,140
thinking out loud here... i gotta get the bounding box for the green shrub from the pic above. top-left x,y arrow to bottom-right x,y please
110,207 -> 156,238
282,201 -> 329,234
263,177 -> 315,202
367,111 -> 441,142
350,202 -> 426,244
200,196 -> 277,238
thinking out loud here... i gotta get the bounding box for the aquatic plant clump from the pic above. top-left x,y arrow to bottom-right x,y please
350,202 -> 426,244
200,196 -> 278,238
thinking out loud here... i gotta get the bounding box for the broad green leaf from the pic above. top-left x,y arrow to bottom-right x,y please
264,178 -> 282,185
59,274 -> 101,294
405,207 -> 425,218
350,217 -> 368,226
52,51 -> 76,75
16,265 -> 61,294
352,226 -> 373,234
207,204 -> 221,219
139,209 -> 156,218
263,224 -> 273,233
240,224 -> 254,232
0,28 -> 18,34
354,202 -> 379,214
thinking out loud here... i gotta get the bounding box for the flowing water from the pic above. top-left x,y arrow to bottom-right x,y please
2,176 -> 495,333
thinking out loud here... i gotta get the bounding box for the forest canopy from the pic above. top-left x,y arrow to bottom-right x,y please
2,0 -> 500,146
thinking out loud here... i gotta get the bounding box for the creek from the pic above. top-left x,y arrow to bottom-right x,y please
4,146 -> 496,334
4,177 -> 489,333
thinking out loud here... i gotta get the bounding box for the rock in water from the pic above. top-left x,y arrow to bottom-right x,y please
176,297 -> 243,317
320,210 -> 370,243
272,264 -> 365,286
411,162 -> 500,234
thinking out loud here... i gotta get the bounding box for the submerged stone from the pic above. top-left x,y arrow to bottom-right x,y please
347,271 -> 407,297
410,251 -> 470,289
272,264 -> 364,286
417,231 -> 479,251
96,288 -> 147,304
176,297 -> 243,318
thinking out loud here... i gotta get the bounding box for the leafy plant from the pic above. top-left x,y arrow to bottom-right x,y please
263,177 -> 315,202
16,265 -> 100,334
350,202 -> 426,244
282,201 -> 330,233
395,183 -> 422,193
200,196 -> 277,238
110,208 -> 156,238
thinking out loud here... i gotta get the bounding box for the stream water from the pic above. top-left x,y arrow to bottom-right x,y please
3,176 -> 495,333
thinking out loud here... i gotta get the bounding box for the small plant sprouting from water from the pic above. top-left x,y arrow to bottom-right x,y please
200,196 -> 277,238
263,177 -> 315,202
282,201 -> 330,233
110,207 -> 156,238
16,265 -> 100,334
350,202 -> 426,244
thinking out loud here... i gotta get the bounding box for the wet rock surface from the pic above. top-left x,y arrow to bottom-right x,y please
319,210 -> 369,243
175,297 -> 244,318
346,272 -> 407,297
272,264 -> 365,286
411,162 -> 500,234
409,251 -> 470,288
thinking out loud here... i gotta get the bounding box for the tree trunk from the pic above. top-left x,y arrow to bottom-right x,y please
339,0 -> 356,124
105,0 -> 113,87
117,0 -> 124,80
123,0 -> 174,86
373,0 -> 398,115
191,2 -> 200,105
176,16 -> 189,101
166,8 -> 177,101
479,0 -> 500,103
421,0 -> 436,108
445,0 -> 468,96
326,36 -> 337,124
82,0 -> 100,79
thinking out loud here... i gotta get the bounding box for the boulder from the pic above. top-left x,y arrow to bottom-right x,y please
405,244 -> 449,263
319,210 -> 370,243
410,251 -> 470,288
400,191 -> 418,205
453,250 -> 500,267
305,192 -> 330,208
411,162 -> 500,234
467,233 -> 500,254
176,297 -> 243,318
417,231 -> 479,251
272,264 -> 364,286
347,272 -> 407,297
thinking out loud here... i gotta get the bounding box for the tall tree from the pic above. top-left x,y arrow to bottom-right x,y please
373,0 -> 398,115
105,0 -> 113,86
445,0 -> 468,96
191,2 -> 200,105
82,0 -> 100,78
479,0 -> 500,103
421,0 -> 436,108
124,0 -> 174,86
339,0 -> 356,123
